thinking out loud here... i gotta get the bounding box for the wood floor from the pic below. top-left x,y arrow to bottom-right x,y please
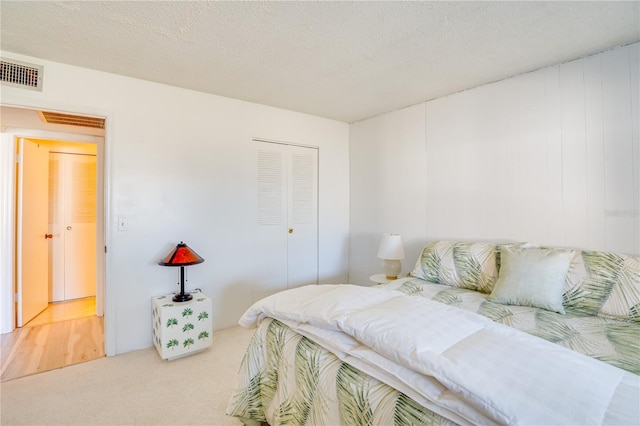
0,297 -> 105,382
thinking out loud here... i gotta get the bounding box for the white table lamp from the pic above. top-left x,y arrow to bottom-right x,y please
377,233 -> 405,279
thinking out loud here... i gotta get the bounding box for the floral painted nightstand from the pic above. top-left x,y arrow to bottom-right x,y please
151,290 -> 213,361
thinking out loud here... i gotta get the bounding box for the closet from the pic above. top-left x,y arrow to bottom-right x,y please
254,140 -> 318,301
48,151 -> 97,301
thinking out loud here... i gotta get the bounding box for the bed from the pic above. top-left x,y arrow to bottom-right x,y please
226,241 -> 640,425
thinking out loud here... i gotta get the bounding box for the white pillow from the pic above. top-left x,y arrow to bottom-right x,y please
489,247 -> 574,314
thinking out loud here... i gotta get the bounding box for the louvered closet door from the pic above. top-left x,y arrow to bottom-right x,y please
286,145 -> 318,288
255,141 -> 318,301
49,152 -> 96,301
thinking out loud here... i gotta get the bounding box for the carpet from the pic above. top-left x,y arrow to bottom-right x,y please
0,326 -> 255,425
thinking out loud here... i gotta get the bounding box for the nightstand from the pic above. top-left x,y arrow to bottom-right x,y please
151,290 -> 213,361
369,274 -> 393,285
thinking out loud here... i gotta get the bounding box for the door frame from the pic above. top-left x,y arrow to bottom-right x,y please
0,102 -> 114,356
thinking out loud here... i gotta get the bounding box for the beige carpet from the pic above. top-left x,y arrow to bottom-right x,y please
0,326 -> 255,425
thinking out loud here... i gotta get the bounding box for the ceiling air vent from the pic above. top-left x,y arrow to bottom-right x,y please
0,59 -> 43,91
38,111 -> 105,129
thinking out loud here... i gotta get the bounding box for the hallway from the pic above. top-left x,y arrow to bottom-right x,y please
0,297 -> 104,381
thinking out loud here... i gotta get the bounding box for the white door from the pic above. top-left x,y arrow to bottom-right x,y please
254,141 -> 318,300
64,154 -> 96,299
49,152 -> 96,301
17,138 -> 49,326
286,145 -> 318,288
49,153 -> 64,301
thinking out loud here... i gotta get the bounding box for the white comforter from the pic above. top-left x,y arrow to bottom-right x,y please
239,284 -> 640,426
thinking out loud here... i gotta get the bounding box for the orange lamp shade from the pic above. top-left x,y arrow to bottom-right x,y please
159,241 -> 204,302
159,242 -> 204,266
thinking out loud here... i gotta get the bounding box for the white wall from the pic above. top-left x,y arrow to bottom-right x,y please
350,43 -> 639,283
349,103 -> 427,284
1,51 -> 349,355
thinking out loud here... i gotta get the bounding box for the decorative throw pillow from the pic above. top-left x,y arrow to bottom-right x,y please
495,242 -> 539,272
410,241 -> 498,293
489,247 -> 574,314
563,250 -> 640,321
410,241 -> 448,283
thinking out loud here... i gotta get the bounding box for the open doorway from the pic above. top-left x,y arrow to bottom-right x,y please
0,106 -> 106,381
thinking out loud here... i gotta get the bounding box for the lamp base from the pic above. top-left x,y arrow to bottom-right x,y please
172,292 -> 193,302
382,259 -> 402,280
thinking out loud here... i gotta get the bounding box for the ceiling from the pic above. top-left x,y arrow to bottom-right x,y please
1,1 -> 639,123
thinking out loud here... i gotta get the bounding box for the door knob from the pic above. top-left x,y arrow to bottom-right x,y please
45,233 -> 53,239
66,226 -> 72,230
288,228 -> 294,234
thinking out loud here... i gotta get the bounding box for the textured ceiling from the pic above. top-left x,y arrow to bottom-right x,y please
1,1 -> 639,123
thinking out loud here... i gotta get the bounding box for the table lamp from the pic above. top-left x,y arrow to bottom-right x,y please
159,241 -> 204,302
377,233 -> 404,280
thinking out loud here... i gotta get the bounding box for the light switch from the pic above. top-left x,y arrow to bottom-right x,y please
118,216 -> 128,231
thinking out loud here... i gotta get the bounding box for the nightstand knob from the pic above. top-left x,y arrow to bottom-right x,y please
288,228 -> 294,234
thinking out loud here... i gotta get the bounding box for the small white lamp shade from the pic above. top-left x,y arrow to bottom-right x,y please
377,234 -> 404,280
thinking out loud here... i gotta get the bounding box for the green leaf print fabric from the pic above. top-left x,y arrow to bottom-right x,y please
389,278 -> 639,375
410,241 -> 498,293
226,319 -> 456,426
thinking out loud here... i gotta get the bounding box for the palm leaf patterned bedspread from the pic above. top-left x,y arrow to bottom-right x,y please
388,278 -> 639,375
226,283 -> 638,425
227,317 -> 459,426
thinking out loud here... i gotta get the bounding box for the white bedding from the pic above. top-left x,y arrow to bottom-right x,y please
239,284 -> 640,425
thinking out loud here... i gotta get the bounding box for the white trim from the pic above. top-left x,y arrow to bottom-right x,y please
252,137 -> 319,150
102,112 -> 115,356
0,133 -> 16,334
1,128 -> 103,144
